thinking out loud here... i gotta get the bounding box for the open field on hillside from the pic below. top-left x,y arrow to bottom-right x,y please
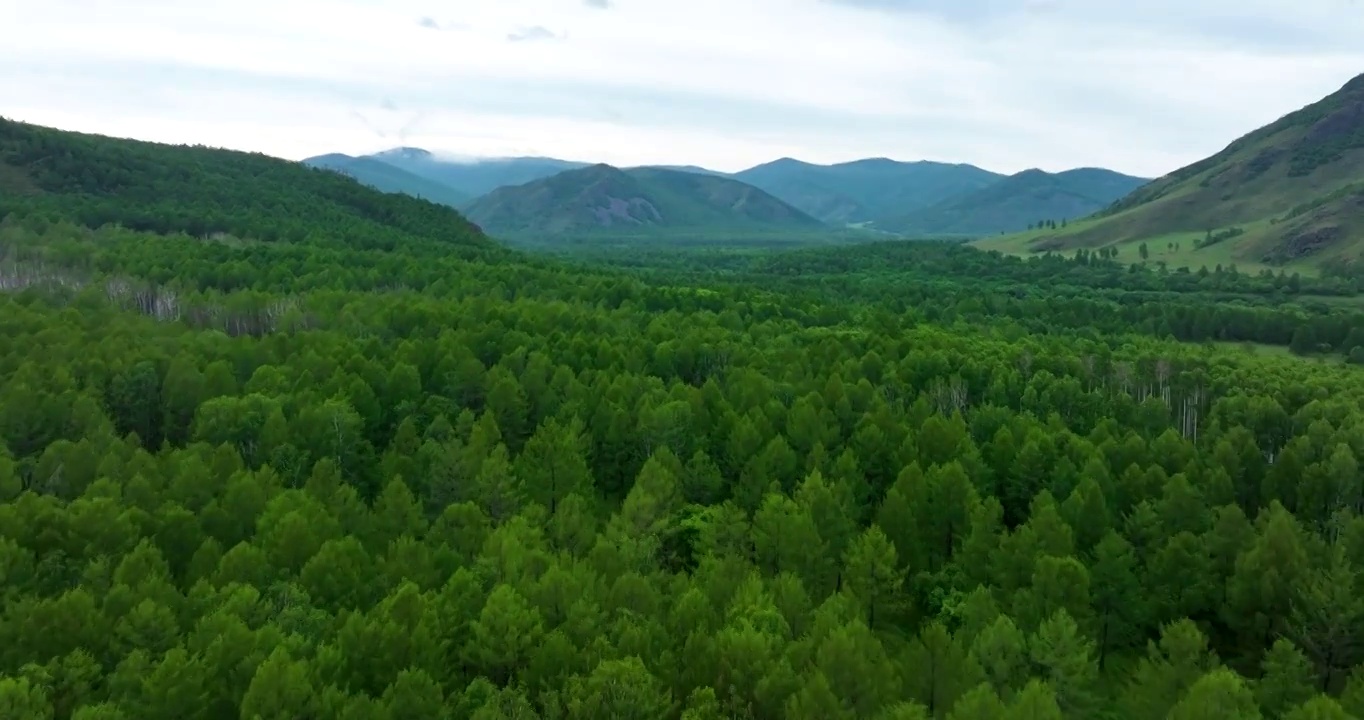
973,219 -> 1323,277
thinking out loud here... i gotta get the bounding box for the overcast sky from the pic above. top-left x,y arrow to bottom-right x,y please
4,0 -> 1363,176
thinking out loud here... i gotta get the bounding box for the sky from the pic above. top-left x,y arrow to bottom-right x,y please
3,0 -> 1364,177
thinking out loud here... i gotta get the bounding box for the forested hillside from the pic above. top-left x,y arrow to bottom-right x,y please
463,164 -> 823,237
0,119 -> 496,256
977,72 -> 1364,271
4,120 -> 1364,720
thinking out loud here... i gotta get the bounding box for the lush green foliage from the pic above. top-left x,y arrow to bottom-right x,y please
4,123 -> 1364,720
573,240 -> 1364,356
0,119 -> 495,256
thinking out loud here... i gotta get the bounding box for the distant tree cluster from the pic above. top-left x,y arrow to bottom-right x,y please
1196,227 -> 1246,250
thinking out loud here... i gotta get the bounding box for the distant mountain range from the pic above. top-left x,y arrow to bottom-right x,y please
733,157 -> 1004,225
365,148 -> 590,199
17,67 -> 1363,270
303,153 -> 473,208
461,164 -> 824,236
301,148 -> 1149,238
882,167 -> 1149,236
974,71 -> 1364,271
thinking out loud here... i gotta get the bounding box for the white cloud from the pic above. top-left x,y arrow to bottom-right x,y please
2,0 -> 1362,176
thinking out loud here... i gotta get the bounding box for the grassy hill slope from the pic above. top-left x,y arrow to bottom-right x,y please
303,153 -> 471,207
974,72 -> 1364,271
0,119 -> 496,254
882,167 -> 1149,236
734,157 -> 1003,225
463,163 -> 826,237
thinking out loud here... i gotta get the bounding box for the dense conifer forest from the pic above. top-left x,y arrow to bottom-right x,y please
4,119 -> 1364,719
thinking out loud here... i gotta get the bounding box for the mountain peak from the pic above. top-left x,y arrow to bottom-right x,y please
836,157 -> 900,168
303,153 -> 357,164
463,164 -> 822,236
552,163 -> 629,188
757,157 -> 814,170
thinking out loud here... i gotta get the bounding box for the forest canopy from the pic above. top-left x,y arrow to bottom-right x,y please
2,122 -> 1364,720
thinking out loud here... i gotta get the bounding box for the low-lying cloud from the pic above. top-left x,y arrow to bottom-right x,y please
507,25 -> 561,42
